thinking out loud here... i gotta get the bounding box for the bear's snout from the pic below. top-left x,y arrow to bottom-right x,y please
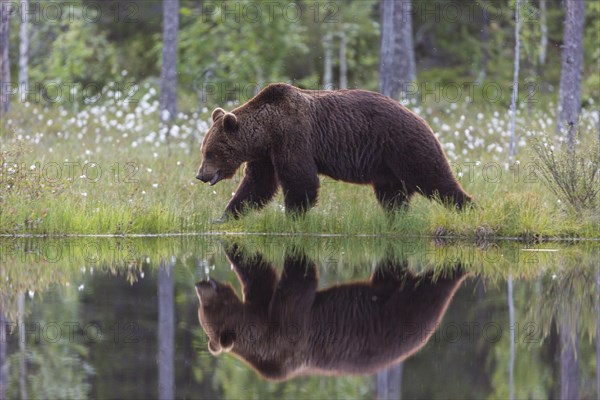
196,163 -> 222,186
196,171 -> 221,186
196,171 -> 209,182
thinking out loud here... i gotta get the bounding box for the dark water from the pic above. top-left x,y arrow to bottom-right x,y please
0,236 -> 598,399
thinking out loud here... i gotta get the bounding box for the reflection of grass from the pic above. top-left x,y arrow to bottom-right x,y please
2,97 -> 600,237
2,236 -> 597,303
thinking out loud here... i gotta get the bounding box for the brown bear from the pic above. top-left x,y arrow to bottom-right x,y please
195,243 -> 469,381
196,83 -> 472,220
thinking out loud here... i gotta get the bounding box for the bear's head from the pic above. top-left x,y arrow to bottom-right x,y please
195,277 -> 242,355
196,84 -> 296,185
196,108 -> 244,186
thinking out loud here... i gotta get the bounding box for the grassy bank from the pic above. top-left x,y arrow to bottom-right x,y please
1,88 -> 599,238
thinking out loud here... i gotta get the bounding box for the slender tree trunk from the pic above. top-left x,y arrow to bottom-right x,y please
255,65 -> 264,95
393,0 -> 416,99
379,0 -> 395,97
160,0 -> 179,123
477,2 -> 490,84
158,259 -> 175,400
18,0 -> 27,91
323,30 -> 333,90
508,0 -> 521,163
539,0 -> 548,66
557,0 -> 585,152
339,29 -> 347,90
379,0 -> 416,100
0,0 -> 11,118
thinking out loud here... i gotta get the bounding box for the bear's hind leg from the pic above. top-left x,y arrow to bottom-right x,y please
370,258 -> 411,284
425,184 -> 473,210
276,161 -> 320,215
373,184 -> 413,212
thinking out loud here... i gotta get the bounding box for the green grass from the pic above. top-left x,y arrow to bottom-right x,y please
1,92 -> 599,238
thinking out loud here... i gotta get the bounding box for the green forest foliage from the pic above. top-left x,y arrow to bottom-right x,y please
5,0 -> 599,108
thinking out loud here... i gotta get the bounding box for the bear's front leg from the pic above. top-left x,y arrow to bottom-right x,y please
221,160 -> 279,220
275,160 -> 320,215
223,243 -> 277,307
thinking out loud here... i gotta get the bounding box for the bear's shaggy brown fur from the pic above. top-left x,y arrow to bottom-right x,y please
195,244 -> 468,381
196,83 -> 472,219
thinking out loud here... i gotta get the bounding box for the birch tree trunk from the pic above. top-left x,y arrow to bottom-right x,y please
160,0 -> 179,123
323,30 -> 333,90
18,0 -> 28,91
557,0 -> 585,151
476,3 -> 490,84
379,0 -> 395,97
539,0 -> 548,66
339,29 -> 347,90
393,0 -> 416,99
0,0 -> 11,118
508,0 -> 521,163
379,0 -> 416,100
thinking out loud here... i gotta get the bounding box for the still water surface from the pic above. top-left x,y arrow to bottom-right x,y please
0,236 -> 598,399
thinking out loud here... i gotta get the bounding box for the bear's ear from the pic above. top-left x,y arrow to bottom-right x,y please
220,331 -> 236,352
223,113 -> 238,133
195,280 -> 218,305
211,107 -> 225,121
208,339 -> 222,355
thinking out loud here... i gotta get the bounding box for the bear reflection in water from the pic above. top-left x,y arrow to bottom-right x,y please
195,244 -> 469,381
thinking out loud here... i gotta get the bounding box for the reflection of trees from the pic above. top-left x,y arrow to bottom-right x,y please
508,274 -> 515,400
376,362 -> 403,400
0,237 -> 597,398
597,268 -> 600,398
21,287 -> 93,399
0,300 -> 7,399
158,259 -> 175,400
559,302 -> 579,400
524,255 -> 600,398
18,292 -> 27,400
